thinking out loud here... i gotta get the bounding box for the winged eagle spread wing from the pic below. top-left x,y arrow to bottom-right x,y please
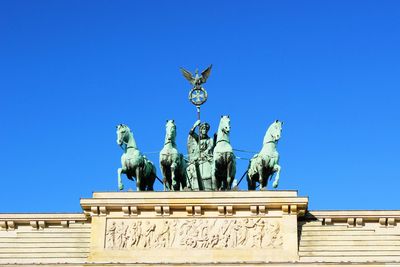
200,64 -> 212,83
180,68 -> 195,85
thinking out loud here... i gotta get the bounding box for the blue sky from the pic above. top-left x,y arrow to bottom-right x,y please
0,1 -> 399,212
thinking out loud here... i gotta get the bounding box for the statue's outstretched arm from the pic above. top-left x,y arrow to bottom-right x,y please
189,120 -> 201,140
191,120 -> 201,130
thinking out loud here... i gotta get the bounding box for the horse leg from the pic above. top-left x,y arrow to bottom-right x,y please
179,156 -> 188,190
226,160 -> 233,190
230,155 -> 236,190
257,165 -> 266,190
160,165 -> 170,191
247,173 -> 252,190
212,160 -> 221,191
147,166 -> 156,191
117,168 -> 124,191
180,169 -> 187,191
247,160 -> 255,190
135,167 -> 141,191
171,162 -> 179,191
211,162 -> 217,191
147,176 -> 155,191
272,164 -> 281,188
247,172 -> 255,190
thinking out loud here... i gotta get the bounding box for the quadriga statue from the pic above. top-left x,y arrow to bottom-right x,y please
247,120 -> 283,190
159,120 -> 188,191
116,124 -> 156,191
212,115 -> 236,190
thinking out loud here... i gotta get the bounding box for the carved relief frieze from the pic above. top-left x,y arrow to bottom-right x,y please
105,218 -> 282,250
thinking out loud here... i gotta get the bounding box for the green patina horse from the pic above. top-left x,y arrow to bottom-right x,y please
212,115 -> 236,190
159,120 -> 188,191
247,120 -> 283,190
116,124 -> 156,191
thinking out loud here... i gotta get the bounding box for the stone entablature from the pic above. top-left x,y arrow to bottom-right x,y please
82,191 -> 307,264
1,191 -> 400,266
305,210 -> 400,227
0,213 -> 88,231
80,191 -> 308,217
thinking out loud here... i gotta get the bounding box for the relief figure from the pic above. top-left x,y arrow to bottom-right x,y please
106,222 -> 116,249
143,221 -> 156,248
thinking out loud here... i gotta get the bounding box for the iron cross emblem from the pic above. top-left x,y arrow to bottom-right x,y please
189,87 -> 208,106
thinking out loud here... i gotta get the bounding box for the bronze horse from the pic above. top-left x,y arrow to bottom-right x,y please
116,124 -> 156,191
247,120 -> 283,190
159,120 -> 188,191
212,116 -> 236,190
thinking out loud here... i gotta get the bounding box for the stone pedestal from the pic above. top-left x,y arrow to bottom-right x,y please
80,191 -> 308,265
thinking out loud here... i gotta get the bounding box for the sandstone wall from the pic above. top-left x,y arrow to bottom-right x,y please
0,214 -> 90,265
299,211 -> 400,264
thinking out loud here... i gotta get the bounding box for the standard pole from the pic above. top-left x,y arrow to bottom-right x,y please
196,105 -> 201,161
196,105 -> 203,190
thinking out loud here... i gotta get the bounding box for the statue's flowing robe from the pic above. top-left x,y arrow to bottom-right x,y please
187,130 -> 214,190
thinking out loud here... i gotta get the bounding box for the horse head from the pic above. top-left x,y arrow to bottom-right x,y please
116,124 -> 130,146
165,120 -> 177,145
264,120 -> 283,144
219,115 -> 231,135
